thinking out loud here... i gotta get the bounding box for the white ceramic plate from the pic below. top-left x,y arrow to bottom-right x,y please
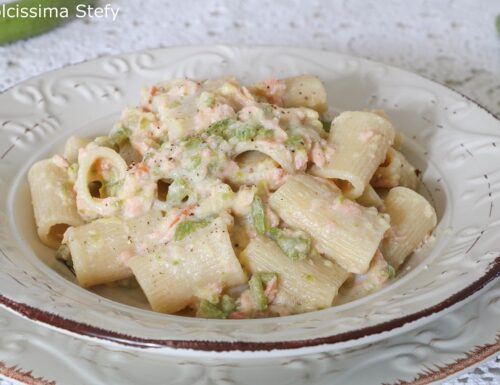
0,46 -> 499,353
0,281 -> 498,385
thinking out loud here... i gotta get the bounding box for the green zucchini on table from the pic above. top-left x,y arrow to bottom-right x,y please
0,0 -> 96,45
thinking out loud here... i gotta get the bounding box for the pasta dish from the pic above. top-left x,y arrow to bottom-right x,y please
28,75 -> 437,318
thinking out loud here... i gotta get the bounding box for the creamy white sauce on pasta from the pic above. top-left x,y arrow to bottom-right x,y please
28,75 -> 437,319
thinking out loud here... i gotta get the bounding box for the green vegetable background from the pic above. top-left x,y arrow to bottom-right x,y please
0,0 -> 96,45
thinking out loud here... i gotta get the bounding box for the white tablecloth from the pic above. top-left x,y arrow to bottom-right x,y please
0,1 -> 499,384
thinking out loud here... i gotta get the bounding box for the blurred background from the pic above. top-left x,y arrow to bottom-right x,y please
0,1 -> 499,384
1,0 -> 499,117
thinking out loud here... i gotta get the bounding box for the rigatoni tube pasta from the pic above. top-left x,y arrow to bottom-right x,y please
27,75 -> 438,318
269,174 -> 390,274
63,136 -> 91,164
241,236 -> 349,312
127,216 -> 247,314
311,111 -> 395,198
371,148 -> 419,190
381,187 -> 437,268
28,158 -> 83,249
282,75 -> 328,113
356,184 -> 384,209
250,74 -> 328,113
63,217 -> 132,287
75,145 -> 128,220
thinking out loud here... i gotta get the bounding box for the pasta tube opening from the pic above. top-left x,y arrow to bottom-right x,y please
75,145 -> 127,219
48,223 -> 70,245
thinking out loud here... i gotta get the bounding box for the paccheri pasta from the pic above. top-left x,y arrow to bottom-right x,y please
28,75 -> 437,318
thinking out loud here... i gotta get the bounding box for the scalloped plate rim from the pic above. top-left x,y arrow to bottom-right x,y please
0,45 -> 499,355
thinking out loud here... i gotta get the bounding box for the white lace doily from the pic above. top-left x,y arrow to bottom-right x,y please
0,1 -> 498,384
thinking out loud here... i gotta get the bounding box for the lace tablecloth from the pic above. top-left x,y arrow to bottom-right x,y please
0,0 -> 499,384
